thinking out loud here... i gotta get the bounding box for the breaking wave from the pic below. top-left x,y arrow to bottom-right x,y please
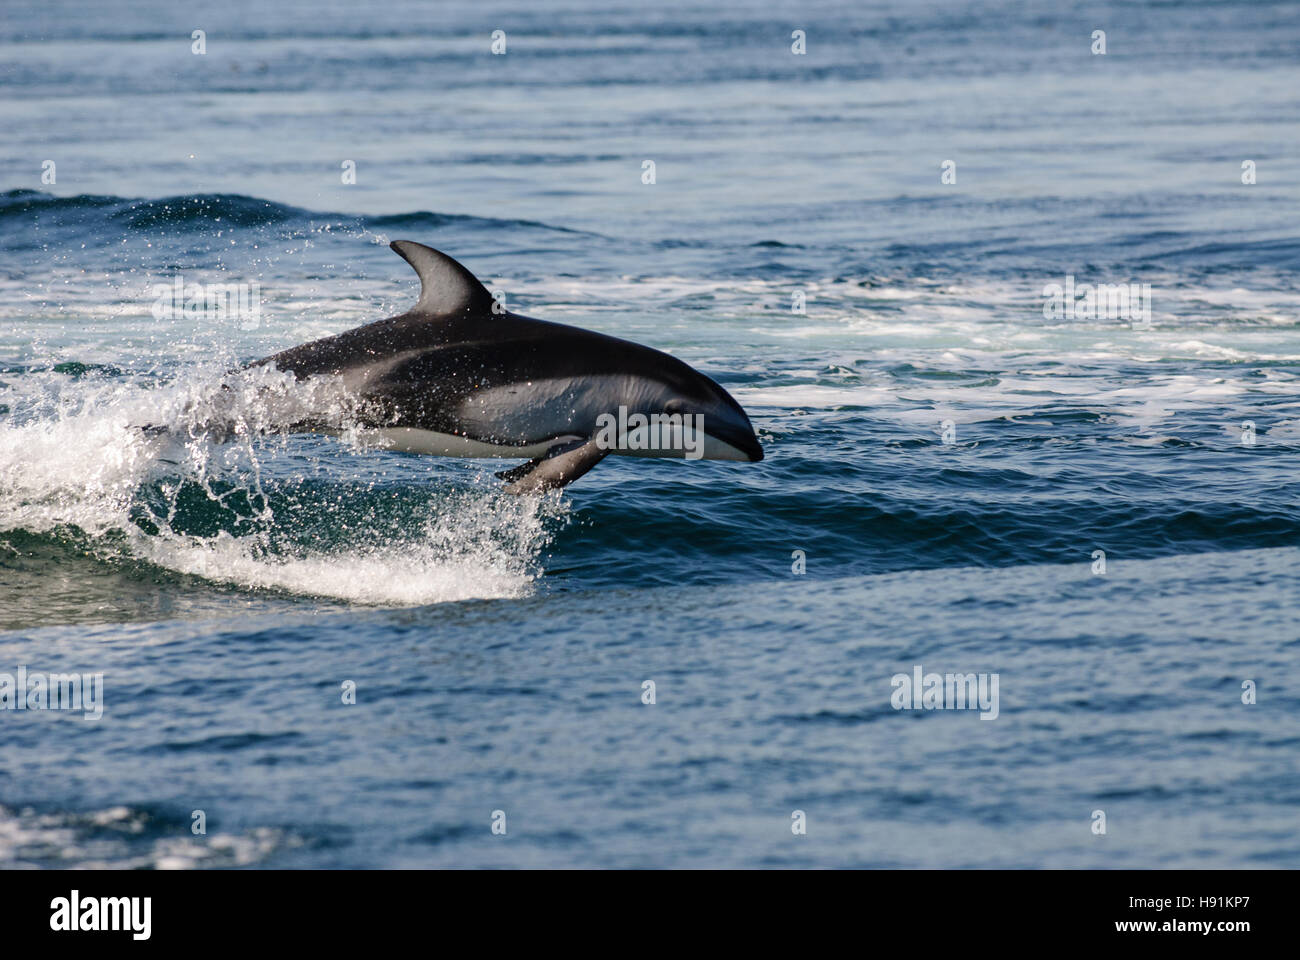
0,362 -> 563,606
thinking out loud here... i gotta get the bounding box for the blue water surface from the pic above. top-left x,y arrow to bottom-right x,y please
0,0 -> 1298,867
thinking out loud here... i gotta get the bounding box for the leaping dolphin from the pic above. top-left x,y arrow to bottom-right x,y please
249,241 -> 763,492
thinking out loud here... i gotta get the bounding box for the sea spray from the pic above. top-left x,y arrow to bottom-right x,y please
0,363 -> 566,605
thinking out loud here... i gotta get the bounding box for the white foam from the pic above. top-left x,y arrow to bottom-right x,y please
0,364 -> 557,606
131,493 -> 549,606
0,804 -> 290,869
511,274 -> 1300,367
733,366 -> 1300,431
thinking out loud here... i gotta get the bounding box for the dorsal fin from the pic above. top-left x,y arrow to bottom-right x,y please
389,240 -> 494,317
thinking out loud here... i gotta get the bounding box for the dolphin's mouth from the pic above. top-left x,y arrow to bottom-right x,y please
705,419 -> 764,462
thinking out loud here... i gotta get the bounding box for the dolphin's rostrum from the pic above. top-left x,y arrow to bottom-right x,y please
252,241 -> 763,492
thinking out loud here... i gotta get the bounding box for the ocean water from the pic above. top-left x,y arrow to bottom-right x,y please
1,0 -> 1298,868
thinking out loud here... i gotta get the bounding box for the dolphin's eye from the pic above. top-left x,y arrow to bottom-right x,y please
664,398 -> 688,414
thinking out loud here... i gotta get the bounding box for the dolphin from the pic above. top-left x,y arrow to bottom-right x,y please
248,241 -> 763,492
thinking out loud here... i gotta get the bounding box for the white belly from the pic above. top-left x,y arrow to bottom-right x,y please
363,427 -> 579,459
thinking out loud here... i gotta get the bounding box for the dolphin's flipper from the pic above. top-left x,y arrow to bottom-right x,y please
494,460 -> 538,484
499,438 -> 608,494
494,438 -> 587,482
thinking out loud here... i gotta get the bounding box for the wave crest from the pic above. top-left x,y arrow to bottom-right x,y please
0,364 -> 563,606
